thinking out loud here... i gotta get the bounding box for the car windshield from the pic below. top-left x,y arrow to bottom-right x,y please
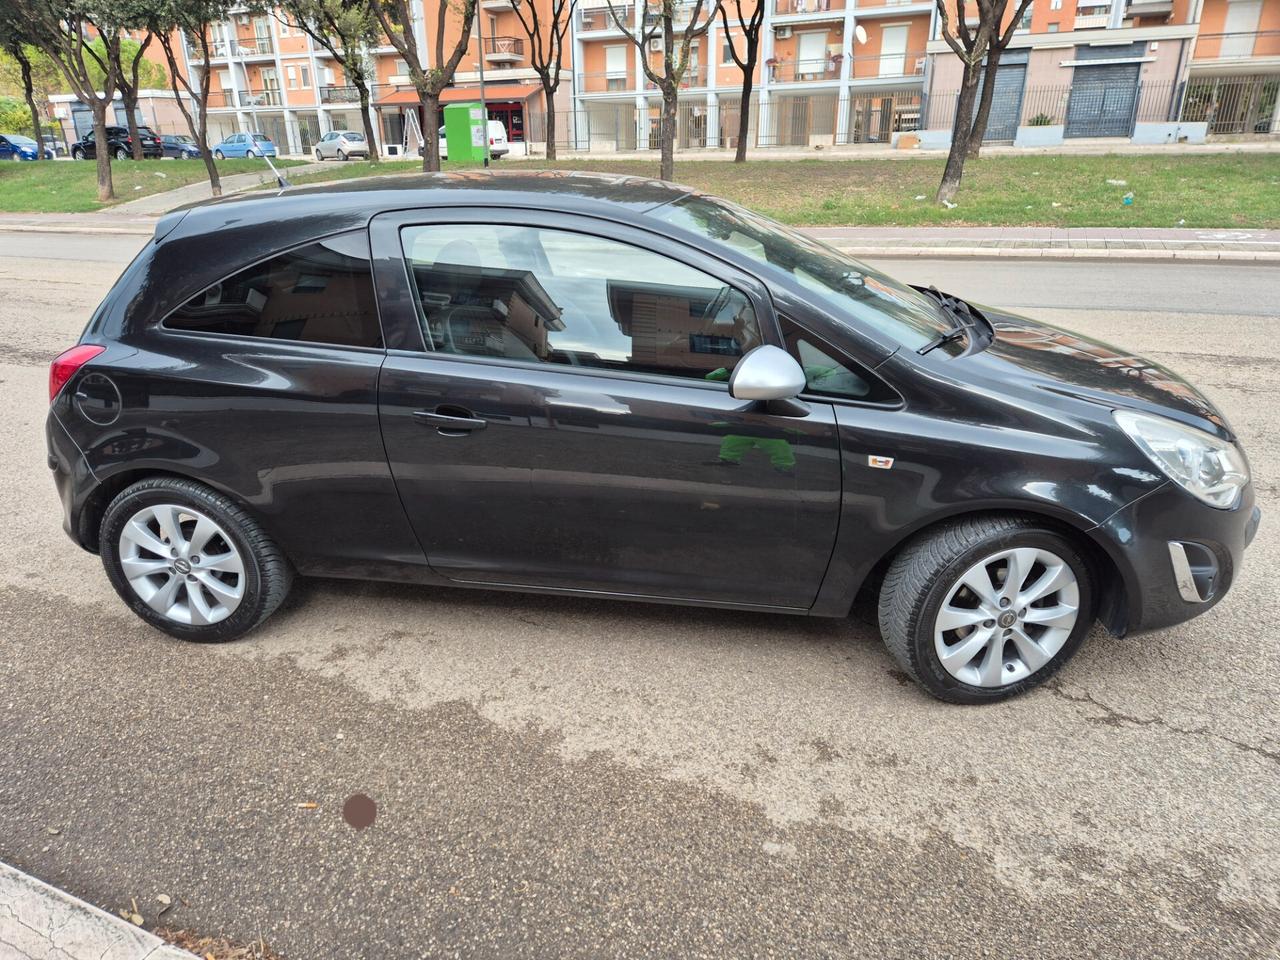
7,135 -> 36,147
171,135 -> 194,143
651,195 -> 948,351
139,127 -> 157,137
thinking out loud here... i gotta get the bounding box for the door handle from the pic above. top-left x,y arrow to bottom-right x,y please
413,408 -> 488,436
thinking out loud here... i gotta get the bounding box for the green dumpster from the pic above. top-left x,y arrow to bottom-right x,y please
442,102 -> 488,164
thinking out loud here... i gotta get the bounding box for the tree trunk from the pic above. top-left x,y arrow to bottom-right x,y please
659,88 -> 677,181
420,93 -> 441,172
91,104 -> 114,202
542,80 -> 558,161
17,53 -> 45,161
935,61 -> 981,205
966,52 -> 1002,160
356,79 -> 379,163
734,68 -> 755,163
197,100 -> 220,197
124,93 -> 144,161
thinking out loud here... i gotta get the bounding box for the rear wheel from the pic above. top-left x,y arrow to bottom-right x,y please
337,149 -> 346,161
878,516 -> 1093,704
114,147 -> 129,160
100,478 -> 293,643
214,149 -> 225,160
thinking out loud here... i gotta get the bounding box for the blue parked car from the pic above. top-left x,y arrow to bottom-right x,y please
161,134 -> 202,159
0,134 -> 51,161
211,132 -> 277,159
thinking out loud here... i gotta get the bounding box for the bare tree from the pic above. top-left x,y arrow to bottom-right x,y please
717,0 -> 763,163
0,14 -> 50,158
932,0 -> 1002,204
148,0 -> 234,195
111,33 -> 157,159
368,0 -> 479,173
964,0 -> 1032,158
509,0 -> 575,160
607,0 -> 720,181
281,0 -> 382,161
20,0 -> 122,200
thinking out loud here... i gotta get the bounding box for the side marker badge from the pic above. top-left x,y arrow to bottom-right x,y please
868,455 -> 895,470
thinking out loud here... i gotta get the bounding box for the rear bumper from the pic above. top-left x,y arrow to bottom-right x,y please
1093,482 -> 1259,635
46,412 -> 97,551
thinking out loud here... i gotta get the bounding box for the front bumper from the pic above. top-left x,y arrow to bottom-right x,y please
1092,482 -> 1260,635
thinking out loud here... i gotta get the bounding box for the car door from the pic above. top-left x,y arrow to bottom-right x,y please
81,131 -> 95,159
370,209 -> 844,610
0,137 -> 12,160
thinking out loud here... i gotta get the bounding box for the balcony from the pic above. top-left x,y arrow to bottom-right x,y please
643,65 -> 707,89
320,84 -> 364,104
482,0 -> 515,9
1192,30 -> 1280,62
773,0 -> 845,16
848,49 -> 925,79
578,4 -> 624,30
207,88 -> 284,108
228,35 -> 275,57
768,58 -> 841,83
484,35 -> 525,62
1073,13 -> 1111,28
581,70 -> 634,92
643,1 -> 703,26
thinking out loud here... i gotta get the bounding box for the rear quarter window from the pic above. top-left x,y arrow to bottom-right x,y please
162,232 -> 382,348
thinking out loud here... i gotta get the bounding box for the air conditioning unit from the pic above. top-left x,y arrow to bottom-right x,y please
774,25 -> 792,39
648,37 -> 663,51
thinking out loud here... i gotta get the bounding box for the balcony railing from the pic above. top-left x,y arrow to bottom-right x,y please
848,49 -> 925,79
320,84 -> 362,104
643,65 -> 707,89
484,35 -> 525,59
578,4 -> 623,30
1073,13 -> 1111,28
189,35 -> 274,59
207,88 -> 284,108
773,0 -> 845,16
1192,30 -> 1280,61
643,1 -> 704,26
768,58 -> 841,83
581,70 -> 635,92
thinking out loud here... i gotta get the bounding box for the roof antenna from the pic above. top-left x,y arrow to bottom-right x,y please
260,148 -> 291,190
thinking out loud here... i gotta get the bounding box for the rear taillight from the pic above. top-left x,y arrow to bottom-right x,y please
49,344 -> 105,403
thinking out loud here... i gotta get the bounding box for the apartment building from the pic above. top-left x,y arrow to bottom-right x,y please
569,0 -> 934,149
46,0 -> 1278,153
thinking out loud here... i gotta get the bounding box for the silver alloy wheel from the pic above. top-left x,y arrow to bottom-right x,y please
933,547 -> 1080,688
118,503 -> 245,626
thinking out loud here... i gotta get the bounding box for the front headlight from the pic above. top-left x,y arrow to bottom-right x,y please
1114,410 -> 1249,509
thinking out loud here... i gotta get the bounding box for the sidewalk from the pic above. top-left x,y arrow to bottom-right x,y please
108,159 -> 327,216
0,861 -> 194,960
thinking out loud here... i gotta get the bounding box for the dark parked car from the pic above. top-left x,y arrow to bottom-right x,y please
161,133 -> 202,159
70,125 -> 163,160
45,173 -> 1259,703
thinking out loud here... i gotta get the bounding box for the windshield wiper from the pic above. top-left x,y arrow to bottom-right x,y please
913,285 -> 990,355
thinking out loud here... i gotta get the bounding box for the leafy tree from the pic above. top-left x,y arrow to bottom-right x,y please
144,0 -> 235,195
606,0 -> 720,182
0,13 -> 57,156
90,34 -> 166,159
279,0 -> 381,161
508,0 -> 575,161
717,0 -> 763,163
17,0 -> 122,200
367,0 -> 479,173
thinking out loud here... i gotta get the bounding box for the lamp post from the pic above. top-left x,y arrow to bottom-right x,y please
475,7 -> 490,168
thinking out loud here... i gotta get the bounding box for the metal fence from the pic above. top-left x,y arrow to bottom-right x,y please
922,81 -> 1181,139
1181,74 -> 1280,135
523,90 -> 921,153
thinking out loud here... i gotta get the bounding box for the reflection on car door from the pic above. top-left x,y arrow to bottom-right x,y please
371,212 -> 844,609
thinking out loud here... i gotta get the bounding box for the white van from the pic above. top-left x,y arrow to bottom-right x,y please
424,119 -> 510,160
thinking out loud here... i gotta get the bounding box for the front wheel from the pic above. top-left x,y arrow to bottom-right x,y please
100,477 -> 293,643
214,149 -> 225,160
878,516 -> 1094,704
314,149 -> 323,161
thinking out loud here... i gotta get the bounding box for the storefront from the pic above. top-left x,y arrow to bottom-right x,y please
374,82 -> 542,156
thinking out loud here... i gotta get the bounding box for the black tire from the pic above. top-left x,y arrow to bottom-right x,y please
114,147 -> 129,160
315,149 -> 323,161
100,477 -> 293,643
72,148 -> 85,160
214,149 -> 225,160
877,516 -> 1094,704
337,149 -> 346,161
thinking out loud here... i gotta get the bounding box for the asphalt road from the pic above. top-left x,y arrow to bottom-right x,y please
1,232 -> 1277,959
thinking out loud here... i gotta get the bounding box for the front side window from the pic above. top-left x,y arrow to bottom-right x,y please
164,232 -> 381,348
400,224 -> 762,382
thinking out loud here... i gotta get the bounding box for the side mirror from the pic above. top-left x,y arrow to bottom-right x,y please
729,345 -> 807,402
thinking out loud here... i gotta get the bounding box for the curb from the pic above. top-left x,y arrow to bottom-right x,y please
829,244 -> 1280,264
0,224 -> 155,236
0,861 -> 196,960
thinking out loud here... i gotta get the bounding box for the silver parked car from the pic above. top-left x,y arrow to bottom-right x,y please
313,130 -> 369,161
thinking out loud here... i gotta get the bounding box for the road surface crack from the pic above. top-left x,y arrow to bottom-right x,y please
1046,682 -> 1280,766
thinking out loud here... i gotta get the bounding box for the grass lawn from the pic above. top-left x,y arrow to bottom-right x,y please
276,152 -> 1280,229
0,157 -> 304,214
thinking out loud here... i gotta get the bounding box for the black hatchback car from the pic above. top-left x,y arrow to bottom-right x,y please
70,125 -> 163,160
46,172 -> 1259,703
